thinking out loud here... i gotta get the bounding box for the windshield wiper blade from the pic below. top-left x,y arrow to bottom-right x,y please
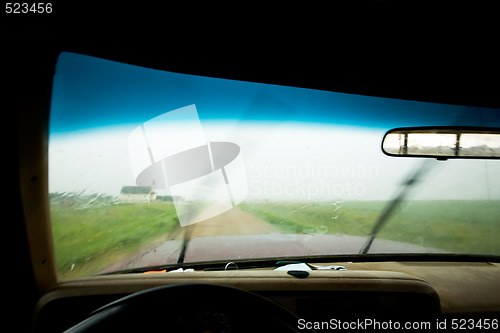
359,159 -> 434,255
177,228 -> 191,264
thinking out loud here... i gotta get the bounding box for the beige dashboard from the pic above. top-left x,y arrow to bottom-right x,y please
33,261 -> 500,332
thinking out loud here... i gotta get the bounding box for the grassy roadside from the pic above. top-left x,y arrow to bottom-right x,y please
239,200 -> 500,255
51,199 -> 179,279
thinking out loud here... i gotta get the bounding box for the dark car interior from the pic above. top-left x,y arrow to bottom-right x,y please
4,3 -> 500,332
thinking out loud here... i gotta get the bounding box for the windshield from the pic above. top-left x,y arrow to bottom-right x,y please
49,52 -> 500,279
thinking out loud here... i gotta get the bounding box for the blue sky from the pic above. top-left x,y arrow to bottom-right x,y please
48,52 -> 500,201
50,52 -> 500,134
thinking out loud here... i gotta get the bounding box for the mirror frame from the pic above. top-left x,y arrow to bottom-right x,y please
381,126 -> 500,160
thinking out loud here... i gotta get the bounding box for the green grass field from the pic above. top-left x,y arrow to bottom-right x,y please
51,195 -> 500,279
239,200 -> 500,255
50,197 -> 179,279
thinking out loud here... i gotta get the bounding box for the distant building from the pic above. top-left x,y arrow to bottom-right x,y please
119,186 -> 156,203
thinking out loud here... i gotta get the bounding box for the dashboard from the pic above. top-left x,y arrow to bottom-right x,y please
33,261 -> 500,332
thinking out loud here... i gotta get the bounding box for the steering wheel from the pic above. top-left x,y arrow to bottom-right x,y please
65,283 -> 313,332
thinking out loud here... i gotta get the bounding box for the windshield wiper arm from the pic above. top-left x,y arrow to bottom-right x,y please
177,229 -> 191,264
360,159 -> 434,255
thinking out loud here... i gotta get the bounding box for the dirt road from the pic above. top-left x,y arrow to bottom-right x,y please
168,206 -> 279,239
100,206 -> 278,273
101,205 -> 441,274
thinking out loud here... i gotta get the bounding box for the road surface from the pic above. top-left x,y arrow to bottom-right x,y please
169,206 -> 279,239
100,206 -> 440,274
101,206 -> 279,273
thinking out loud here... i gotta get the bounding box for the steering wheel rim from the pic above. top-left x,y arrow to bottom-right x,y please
65,283 -> 313,332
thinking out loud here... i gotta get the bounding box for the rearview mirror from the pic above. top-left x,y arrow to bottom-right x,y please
382,127 -> 500,159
